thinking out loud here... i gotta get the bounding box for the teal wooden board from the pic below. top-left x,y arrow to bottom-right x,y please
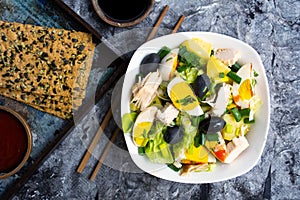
0,0 -> 115,196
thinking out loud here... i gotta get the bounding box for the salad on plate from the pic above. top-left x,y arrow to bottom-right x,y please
122,37 -> 262,176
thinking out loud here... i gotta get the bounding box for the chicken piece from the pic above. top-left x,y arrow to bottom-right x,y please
215,48 -> 241,66
224,136 -> 249,163
180,163 -> 209,176
202,83 -> 231,116
210,83 -> 232,116
131,72 -> 162,110
156,103 -> 179,125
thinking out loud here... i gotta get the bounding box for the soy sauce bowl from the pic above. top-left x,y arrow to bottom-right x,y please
0,106 -> 32,179
92,0 -> 154,27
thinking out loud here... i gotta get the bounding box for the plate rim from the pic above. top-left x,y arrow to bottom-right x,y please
121,31 -> 271,183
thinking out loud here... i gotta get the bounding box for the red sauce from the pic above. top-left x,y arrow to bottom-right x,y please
0,110 -> 28,173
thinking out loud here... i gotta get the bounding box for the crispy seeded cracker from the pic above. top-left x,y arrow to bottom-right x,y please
0,20 -> 95,118
0,89 -> 72,119
0,20 -> 94,97
28,102 -> 72,119
0,88 -> 74,112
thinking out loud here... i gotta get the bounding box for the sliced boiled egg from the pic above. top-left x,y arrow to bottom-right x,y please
132,106 -> 158,147
159,48 -> 179,81
167,77 -> 203,116
232,63 -> 255,108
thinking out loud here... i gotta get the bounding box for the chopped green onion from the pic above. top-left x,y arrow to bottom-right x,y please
165,57 -> 173,62
200,133 -> 206,145
191,114 -> 205,127
138,147 -> 145,155
224,108 -> 230,115
194,131 -> 206,147
194,134 -> 201,148
219,72 -> 225,78
244,118 -> 255,124
176,65 -> 187,72
231,107 -> 242,122
239,108 -> 251,117
157,46 -> 171,60
167,163 -> 182,172
230,62 -> 242,72
227,71 -> 242,84
254,70 -> 259,77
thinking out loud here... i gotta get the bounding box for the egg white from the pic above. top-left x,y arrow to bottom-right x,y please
159,48 -> 179,81
232,63 -> 255,108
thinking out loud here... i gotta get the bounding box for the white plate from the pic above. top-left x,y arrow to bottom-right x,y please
121,32 -> 270,183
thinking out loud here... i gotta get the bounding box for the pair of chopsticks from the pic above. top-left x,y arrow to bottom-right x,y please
76,108 -> 116,181
147,5 -> 185,41
76,5 -> 185,181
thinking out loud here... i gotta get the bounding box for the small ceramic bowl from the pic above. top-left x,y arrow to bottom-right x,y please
0,106 -> 32,179
92,0 -> 155,27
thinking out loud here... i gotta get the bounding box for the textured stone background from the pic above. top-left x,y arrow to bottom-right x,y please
0,0 -> 299,199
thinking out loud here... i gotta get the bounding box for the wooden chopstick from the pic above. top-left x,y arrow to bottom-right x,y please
146,5 -> 169,41
89,127 -> 120,181
76,108 -> 112,173
171,15 -> 185,33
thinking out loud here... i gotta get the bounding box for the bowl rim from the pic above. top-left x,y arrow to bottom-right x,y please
0,105 -> 32,179
91,0 -> 155,28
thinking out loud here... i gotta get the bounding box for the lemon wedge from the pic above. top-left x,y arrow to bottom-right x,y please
180,38 -> 212,64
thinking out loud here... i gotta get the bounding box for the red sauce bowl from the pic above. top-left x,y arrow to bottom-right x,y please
0,106 -> 32,179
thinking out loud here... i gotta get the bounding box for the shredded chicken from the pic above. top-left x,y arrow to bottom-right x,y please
156,103 -> 179,125
202,83 -> 232,116
210,83 -> 232,116
180,163 -> 209,176
131,72 -> 162,111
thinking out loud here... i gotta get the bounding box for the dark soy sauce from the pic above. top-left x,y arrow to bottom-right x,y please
98,0 -> 151,22
0,110 -> 27,173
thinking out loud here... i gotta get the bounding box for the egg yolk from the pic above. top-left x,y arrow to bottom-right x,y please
170,57 -> 178,78
133,122 -> 152,146
169,82 -> 199,111
182,145 -> 209,163
238,79 -> 253,100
